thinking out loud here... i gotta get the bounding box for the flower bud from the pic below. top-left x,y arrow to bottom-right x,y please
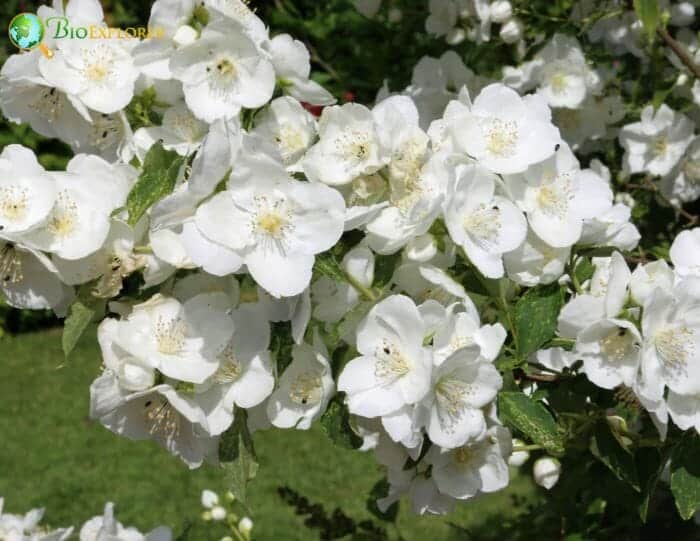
211,506 -> 227,521
499,18 -> 523,44
508,439 -> 530,467
388,8 -> 403,23
490,1 -> 513,23
225,491 -> 236,503
173,25 -> 198,46
533,457 -> 561,489
201,489 -> 219,509
446,27 -> 467,45
239,517 -> 253,535
671,2 -> 695,26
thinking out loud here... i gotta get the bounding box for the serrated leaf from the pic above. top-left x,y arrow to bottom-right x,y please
321,393 -> 362,449
590,423 -> 640,492
219,410 -> 258,505
633,0 -> 660,41
498,391 -> 565,455
367,478 -> 398,522
513,283 -> 563,358
670,433 -> 700,519
62,300 -> 95,361
126,142 -> 185,226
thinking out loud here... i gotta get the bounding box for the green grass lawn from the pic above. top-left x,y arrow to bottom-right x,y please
0,328 -> 537,540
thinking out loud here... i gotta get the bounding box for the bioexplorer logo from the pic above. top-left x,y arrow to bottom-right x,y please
8,11 -> 164,59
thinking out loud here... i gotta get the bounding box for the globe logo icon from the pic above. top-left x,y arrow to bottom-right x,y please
8,13 -> 45,51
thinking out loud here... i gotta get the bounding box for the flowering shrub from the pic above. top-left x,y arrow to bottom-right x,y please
3,0 -> 700,538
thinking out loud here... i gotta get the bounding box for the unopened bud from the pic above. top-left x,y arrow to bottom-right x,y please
533,457 -> 561,490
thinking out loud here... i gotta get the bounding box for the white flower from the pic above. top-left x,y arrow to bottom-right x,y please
424,346 -> 502,448
552,95 -> 624,150
134,101 -> 208,156
670,227 -> 700,278
0,498 -> 73,541
269,34 -> 335,106
23,154 -> 133,260
504,143 -> 612,248
447,83 -> 561,174
39,35 -> 139,115
201,490 -> 219,509
425,0 -> 458,37
0,145 -> 56,236
170,19 -> 275,122
303,102 -> 389,186
533,456 -> 561,489
203,302 -> 274,417
557,252 -> 631,339
90,371 -> 219,468
195,163 -> 345,297
499,18 -> 523,44
252,97 -> 317,171
661,136 -> 700,205
80,502 -> 171,541
444,163 -> 527,278
508,439 -> 529,466
504,229 -> 570,286
490,1 -> 513,23
109,293 -> 234,384
312,244 -> 374,323
630,260 -> 675,305
338,295 -> 432,417
0,242 -> 73,314
525,34 -> 601,109
238,517 -> 253,535
640,281 -> 700,401
428,426 -> 512,500
619,104 -> 695,177
210,507 -> 227,521
353,0 -> 382,18
577,319 -> 642,389
267,331 -> 335,429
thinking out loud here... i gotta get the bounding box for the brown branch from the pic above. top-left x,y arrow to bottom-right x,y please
622,177 -> 699,226
657,26 -> 700,80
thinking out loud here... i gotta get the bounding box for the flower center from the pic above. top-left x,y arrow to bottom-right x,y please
0,244 -> 23,285
276,125 -> 307,160
214,341 -> 242,383
0,186 -> 29,223
289,372 -> 323,406
82,44 -> 115,85
483,118 -> 518,158
47,190 -> 79,238
144,397 -> 180,437
435,377 -> 472,425
549,72 -> 568,93
463,204 -> 501,247
155,316 -> 187,355
453,446 -> 474,465
335,129 -> 372,161
536,175 -> 574,218
374,340 -> 412,381
655,327 -> 694,374
29,87 -> 64,121
653,136 -> 668,157
600,327 -> 638,362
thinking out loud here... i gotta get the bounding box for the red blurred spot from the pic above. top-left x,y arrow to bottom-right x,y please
301,102 -> 323,117
342,91 -> 355,103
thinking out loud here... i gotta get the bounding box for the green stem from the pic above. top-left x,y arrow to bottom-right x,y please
344,271 -> 377,302
513,444 -> 542,452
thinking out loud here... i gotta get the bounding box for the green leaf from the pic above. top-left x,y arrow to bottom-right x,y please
366,478 -> 398,522
62,300 -> 96,361
498,391 -> 565,456
313,251 -> 346,283
637,447 -> 664,522
633,0 -> 660,41
513,283 -> 563,358
590,423 -> 640,492
126,142 -> 185,226
320,393 -> 363,450
219,410 -> 258,505
670,433 -> 700,519
372,252 -> 402,289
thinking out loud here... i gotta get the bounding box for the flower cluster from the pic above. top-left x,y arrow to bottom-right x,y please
0,498 -> 170,541
3,0 -> 700,523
